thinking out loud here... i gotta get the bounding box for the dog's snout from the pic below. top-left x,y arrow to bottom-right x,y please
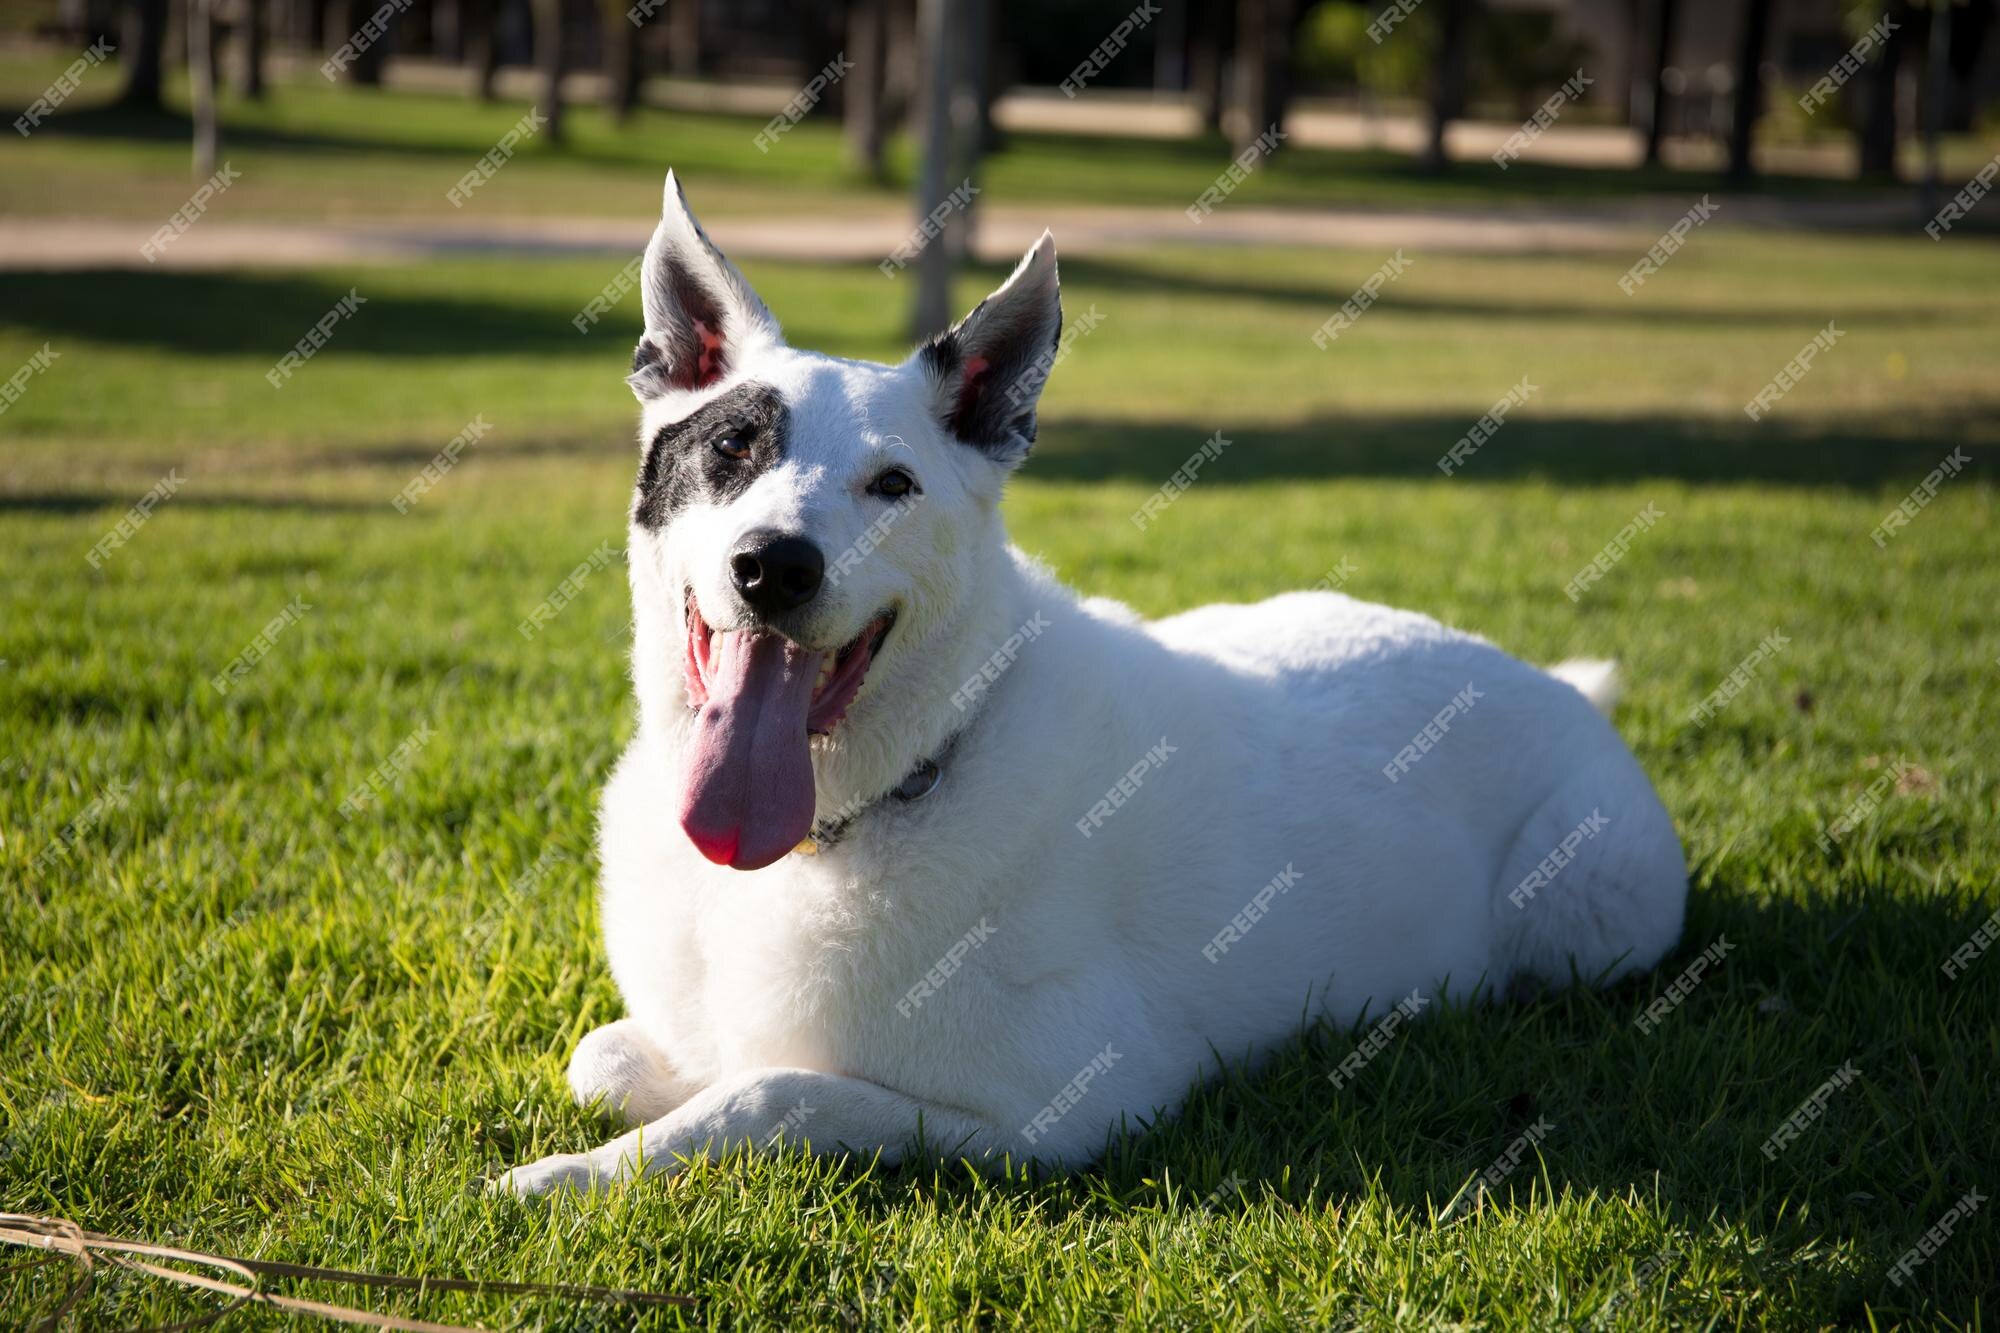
730,531 -> 825,615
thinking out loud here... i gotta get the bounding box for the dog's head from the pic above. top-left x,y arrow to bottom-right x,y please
624,172 -> 1062,871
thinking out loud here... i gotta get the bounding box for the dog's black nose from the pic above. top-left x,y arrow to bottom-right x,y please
730,532 -> 824,615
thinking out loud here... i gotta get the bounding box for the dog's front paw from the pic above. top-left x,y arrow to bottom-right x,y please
493,1151 -> 606,1198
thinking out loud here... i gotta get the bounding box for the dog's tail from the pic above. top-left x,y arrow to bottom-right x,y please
1546,658 -> 1620,715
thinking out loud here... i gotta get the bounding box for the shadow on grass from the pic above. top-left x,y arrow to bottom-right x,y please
2,261 -> 1974,392
1058,254 -> 1951,330
0,269 -> 611,359
1032,413 -> 1992,491
279,405 -> 1980,491
0,492 -> 389,515
3,270 -> 1990,494
859,885 -> 1994,1321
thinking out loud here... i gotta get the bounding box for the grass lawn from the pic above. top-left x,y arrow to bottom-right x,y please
9,52 -> 2000,229
2,219 -> 1998,1328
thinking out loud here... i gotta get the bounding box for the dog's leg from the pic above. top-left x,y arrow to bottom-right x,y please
1490,757 -> 1687,992
497,1067 -> 995,1197
565,1018 -> 700,1124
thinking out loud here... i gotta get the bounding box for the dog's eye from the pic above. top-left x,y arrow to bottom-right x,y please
713,436 -> 750,462
871,468 -> 918,498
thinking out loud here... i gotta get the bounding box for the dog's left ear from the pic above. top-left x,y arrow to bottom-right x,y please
915,231 -> 1061,469
629,170 -> 782,401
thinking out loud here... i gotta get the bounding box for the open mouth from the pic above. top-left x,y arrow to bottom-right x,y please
683,593 -> 895,736
675,592 -> 896,871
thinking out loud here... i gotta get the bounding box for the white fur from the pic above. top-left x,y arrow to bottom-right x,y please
498,176 -> 1688,1196
1547,657 -> 1622,713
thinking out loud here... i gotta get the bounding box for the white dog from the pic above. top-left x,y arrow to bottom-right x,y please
499,173 -> 1688,1195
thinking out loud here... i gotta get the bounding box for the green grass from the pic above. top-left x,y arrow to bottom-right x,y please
9,50 -> 2000,229
2,221 -> 1998,1328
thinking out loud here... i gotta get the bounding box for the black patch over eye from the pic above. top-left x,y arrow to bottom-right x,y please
870,468 -> 918,499
633,382 -> 788,531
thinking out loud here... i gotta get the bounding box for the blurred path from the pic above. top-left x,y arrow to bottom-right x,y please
0,194 -> 1919,271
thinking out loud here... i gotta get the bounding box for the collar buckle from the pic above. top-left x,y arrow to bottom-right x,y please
794,754 -> 946,857
892,759 -> 942,803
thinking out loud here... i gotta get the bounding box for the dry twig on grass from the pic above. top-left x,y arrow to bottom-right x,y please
0,1213 -> 694,1332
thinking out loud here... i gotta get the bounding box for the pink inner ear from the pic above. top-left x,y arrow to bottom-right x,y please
691,319 -> 727,387
950,354 -> 991,436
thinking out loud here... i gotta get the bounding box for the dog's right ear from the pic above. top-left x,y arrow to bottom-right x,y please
629,171 -> 782,402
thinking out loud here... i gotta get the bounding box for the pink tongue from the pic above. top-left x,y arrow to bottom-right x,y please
679,630 -> 825,870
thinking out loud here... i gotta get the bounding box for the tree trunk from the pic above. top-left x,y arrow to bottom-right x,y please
1857,0 -> 1909,179
1189,0 -> 1230,135
808,0 -> 847,116
911,0 -> 977,340
164,0 -> 186,68
121,0 -> 168,106
1423,0 -> 1472,172
1918,0 -> 1952,219
348,0 -> 389,85
1233,0 -> 1291,151
974,0 -> 1004,154
237,0 -> 266,97
535,0 -> 566,143
1637,0 -> 1677,165
884,0 -> 919,127
433,0 -> 461,58
666,0 -> 699,75
1945,0 -> 1991,132
942,0 -> 984,265
1152,0 -> 1186,92
1725,0 -> 1772,183
464,0 -> 499,100
190,0 -> 219,176
604,0 -> 642,121
99,0 -> 123,46
845,0 -> 888,178
1231,0 -> 1262,151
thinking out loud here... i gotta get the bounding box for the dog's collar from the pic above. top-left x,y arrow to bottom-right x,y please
792,747 -> 950,856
